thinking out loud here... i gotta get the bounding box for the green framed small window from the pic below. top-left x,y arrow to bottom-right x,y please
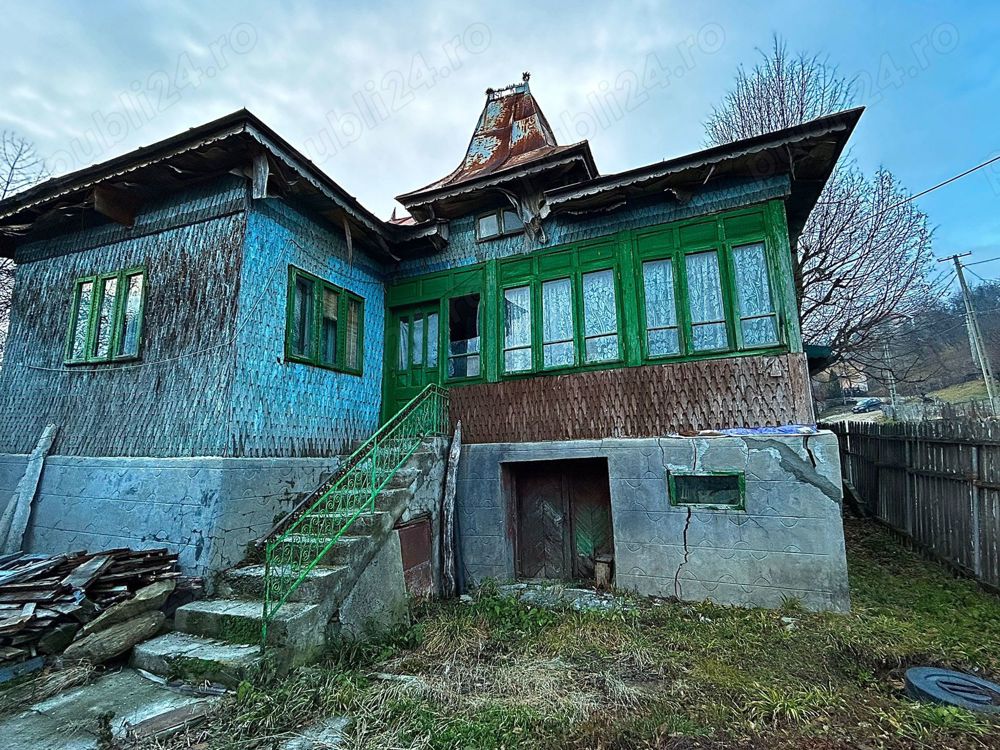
668,471 -> 745,511
285,266 -> 364,375
641,258 -> 681,357
64,267 -> 146,365
476,207 -> 525,241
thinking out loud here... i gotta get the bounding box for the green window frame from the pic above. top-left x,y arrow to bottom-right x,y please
668,471 -> 746,511
638,237 -> 783,362
500,259 -> 625,377
64,266 -> 147,365
476,207 -> 525,241
284,266 -> 364,375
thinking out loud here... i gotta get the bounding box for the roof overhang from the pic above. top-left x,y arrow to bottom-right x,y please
543,107 -> 864,242
0,109 -> 445,261
396,141 -> 598,222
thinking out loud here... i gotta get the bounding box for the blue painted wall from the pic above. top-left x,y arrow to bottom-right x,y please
231,199 -> 388,457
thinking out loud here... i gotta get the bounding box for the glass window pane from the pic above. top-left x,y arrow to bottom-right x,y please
673,474 -> 743,508
70,280 -> 94,360
504,285 -> 532,373
319,287 -> 339,365
478,212 -> 499,239
93,277 -> 118,358
116,273 -> 144,358
346,298 -> 362,370
686,251 -> 728,351
733,242 -> 779,347
426,312 -> 438,368
448,294 -> 480,378
542,278 -> 574,368
502,209 -> 523,233
742,316 -> 778,347
642,259 -> 679,357
583,270 -> 618,362
291,276 -> 314,358
398,317 -> 408,370
692,322 -> 728,351
647,328 -> 680,357
412,314 -> 424,366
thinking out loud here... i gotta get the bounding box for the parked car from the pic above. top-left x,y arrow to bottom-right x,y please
852,397 -> 884,414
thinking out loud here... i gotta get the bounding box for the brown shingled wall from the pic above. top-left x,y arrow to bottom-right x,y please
449,352 -> 814,443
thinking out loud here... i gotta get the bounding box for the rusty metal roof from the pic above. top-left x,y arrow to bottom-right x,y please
397,74 -> 596,207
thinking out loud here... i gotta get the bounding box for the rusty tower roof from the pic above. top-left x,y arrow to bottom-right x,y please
396,73 -> 597,211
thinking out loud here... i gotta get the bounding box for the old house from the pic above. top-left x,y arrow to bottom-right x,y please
0,77 -> 860,663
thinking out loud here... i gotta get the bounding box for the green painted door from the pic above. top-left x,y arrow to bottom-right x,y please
388,303 -> 442,413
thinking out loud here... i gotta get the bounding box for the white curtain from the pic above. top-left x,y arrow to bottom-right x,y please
542,278 -> 574,368
504,285 -> 532,372
733,243 -> 778,346
686,251 -> 728,351
582,269 -> 618,362
642,259 -> 679,356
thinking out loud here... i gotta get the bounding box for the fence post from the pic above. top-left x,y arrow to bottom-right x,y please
972,443 -> 982,579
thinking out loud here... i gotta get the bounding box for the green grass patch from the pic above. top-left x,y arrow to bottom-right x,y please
148,520 -> 1000,750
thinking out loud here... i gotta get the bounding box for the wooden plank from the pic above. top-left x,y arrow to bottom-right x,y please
61,554 -> 112,589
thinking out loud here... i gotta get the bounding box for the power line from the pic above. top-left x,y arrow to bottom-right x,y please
885,153 -> 1000,213
963,256 -> 1000,268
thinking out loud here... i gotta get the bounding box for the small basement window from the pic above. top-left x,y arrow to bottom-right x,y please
669,472 -> 745,510
476,207 -> 525,240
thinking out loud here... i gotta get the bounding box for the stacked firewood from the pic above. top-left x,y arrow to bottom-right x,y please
0,548 -> 179,666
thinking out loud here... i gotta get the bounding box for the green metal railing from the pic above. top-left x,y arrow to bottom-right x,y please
261,384 -> 449,645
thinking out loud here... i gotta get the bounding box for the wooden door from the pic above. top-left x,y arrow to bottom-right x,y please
388,303 -> 441,413
514,460 -> 613,582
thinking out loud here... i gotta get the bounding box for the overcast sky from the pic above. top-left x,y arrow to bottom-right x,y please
3,0 -> 998,285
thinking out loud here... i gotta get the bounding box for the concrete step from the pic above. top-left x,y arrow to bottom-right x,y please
309,510 -> 391,536
132,632 -> 260,688
218,563 -> 350,603
277,534 -> 371,567
174,598 -> 325,661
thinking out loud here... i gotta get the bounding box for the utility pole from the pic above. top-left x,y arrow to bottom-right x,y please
883,340 -> 899,410
939,252 -> 998,414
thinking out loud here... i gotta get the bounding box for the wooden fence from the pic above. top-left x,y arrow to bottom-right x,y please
826,420 -> 1000,592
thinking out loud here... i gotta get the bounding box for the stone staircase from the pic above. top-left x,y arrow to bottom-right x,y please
133,444 -> 445,685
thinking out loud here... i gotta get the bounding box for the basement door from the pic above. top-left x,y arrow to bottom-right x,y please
513,459 -> 613,582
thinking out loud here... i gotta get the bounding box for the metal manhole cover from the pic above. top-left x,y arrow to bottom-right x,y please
905,667 -> 1000,714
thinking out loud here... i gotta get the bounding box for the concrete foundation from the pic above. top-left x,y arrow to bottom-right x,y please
0,453 -> 338,579
454,431 -> 850,612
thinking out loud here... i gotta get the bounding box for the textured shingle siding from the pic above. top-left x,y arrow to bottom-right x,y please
0,177 -> 249,457
229,199 -> 388,457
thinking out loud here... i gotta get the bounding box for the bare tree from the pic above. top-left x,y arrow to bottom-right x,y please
0,131 -> 49,357
705,36 -> 936,364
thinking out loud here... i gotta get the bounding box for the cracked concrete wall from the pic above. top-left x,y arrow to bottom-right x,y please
0,453 -> 338,578
454,431 -> 850,612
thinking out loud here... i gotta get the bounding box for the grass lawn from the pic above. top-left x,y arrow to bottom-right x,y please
153,520 -> 1000,750
929,380 -> 990,404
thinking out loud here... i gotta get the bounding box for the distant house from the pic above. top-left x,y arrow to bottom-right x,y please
0,77 -> 859,613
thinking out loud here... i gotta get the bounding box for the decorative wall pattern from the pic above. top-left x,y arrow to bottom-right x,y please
449,352 -> 814,443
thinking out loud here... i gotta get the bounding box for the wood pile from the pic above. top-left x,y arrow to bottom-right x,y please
0,548 -> 178,668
